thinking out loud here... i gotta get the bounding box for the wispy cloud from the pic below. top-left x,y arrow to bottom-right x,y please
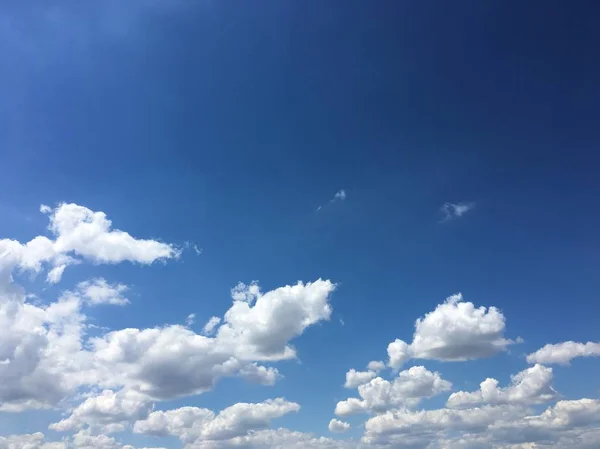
317,189 -> 347,211
440,201 -> 475,221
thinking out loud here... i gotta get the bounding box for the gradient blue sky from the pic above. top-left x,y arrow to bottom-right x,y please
1,2 -> 599,448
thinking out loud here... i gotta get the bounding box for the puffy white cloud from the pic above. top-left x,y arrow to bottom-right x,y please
363,404 -> 526,443
216,279 -> 335,360
526,341 -> 600,365
49,389 -> 153,434
89,279 -> 333,400
0,203 -> 180,286
328,419 -> 350,433
441,202 -> 475,220
76,279 -> 129,306
336,366 -> 451,416
0,433 -> 66,449
489,399 -> 600,445
44,203 -> 180,267
387,294 -> 513,368
70,430 -> 119,449
344,369 -> 377,389
344,361 -> 385,389
447,364 -> 556,408
134,399 -> 299,445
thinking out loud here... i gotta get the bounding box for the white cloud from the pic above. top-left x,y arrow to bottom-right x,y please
328,419 -> 350,433
387,293 -> 514,368
363,404 -> 526,443
134,399 -> 299,444
216,279 -> 335,360
441,201 -> 475,221
447,364 -> 556,408
0,433 -> 66,449
1,203 -> 179,286
49,389 -> 153,434
316,189 -> 347,211
186,313 -> 196,327
526,341 -> 600,365
344,361 -> 386,389
76,278 -> 129,306
344,369 -> 377,389
336,366 -> 451,416
202,316 -> 221,335
88,279 -> 334,400
489,399 -> 600,445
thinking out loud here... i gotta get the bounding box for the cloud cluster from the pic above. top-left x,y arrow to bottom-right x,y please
2,202 -> 600,449
336,366 -> 452,416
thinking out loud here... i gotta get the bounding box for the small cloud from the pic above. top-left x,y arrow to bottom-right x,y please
202,316 -> 222,335
334,189 -> 346,201
441,201 -> 475,221
317,189 -> 347,211
186,313 -> 196,327
184,241 -> 203,255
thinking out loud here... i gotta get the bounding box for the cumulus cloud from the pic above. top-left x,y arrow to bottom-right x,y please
343,361 -> 385,389
89,279 -> 334,400
134,399 -> 299,445
447,364 -> 556,408
336,366 -> 451,416
0,203 -> 179,286
328,419 -> 350,433
526,341 -> 600,365
0,433 -> 66,449
363,404 -> 526,444
387,293 -> 514,369
50,389 -> 153,434
440,201 -> 475,221
76,278 -> 129,306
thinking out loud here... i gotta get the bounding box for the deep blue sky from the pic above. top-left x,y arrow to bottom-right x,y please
1,1 -> 600,446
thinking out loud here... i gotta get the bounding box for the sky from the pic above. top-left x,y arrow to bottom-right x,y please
0,1 -> 599,448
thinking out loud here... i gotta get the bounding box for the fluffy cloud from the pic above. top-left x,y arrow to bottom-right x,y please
75,279 -> 129,306
0,433 -> 66,449
447,364 -> 556,408
363,404 -> 526,444
134,399 -> 299,445
343,360 -> 385,389
50,389 -> 153,434
387,294 -> 514,368
336,366 -> 451,416
526,341 -> 600,365
89,279 -> 333,400
215,279 -> 335,360
0,203 -> 179,287
489,399 -> 600,445
328,419 -> 350,433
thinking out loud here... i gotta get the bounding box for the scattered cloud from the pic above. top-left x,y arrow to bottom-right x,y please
316,189 -> 347,211
1,201 -> 600,449
527,341 -> 600,365
328,419 -> 350,433
201,316 -> 221,335
441,201 -> 475,221
186,313 -> 196,327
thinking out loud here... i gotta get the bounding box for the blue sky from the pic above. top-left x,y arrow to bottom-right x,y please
1,1 -> 599,448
